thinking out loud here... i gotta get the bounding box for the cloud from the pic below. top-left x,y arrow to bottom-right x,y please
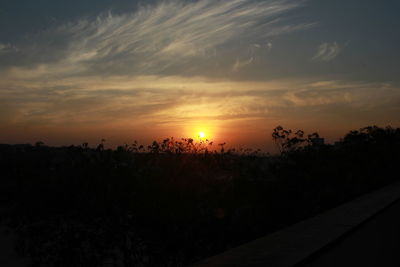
0,0 -> 314,77
232,42 -> 273,72
0,43 -> 9,52
1,61 -> 399,147
312,42 -> 345,62
0,43 -> 17,54
1,70 -> 397,128
233,57 -> 254,72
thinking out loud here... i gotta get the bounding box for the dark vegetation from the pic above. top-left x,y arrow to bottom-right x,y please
1,125 -> 400,266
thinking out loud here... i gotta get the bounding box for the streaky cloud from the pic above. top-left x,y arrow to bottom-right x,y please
312,41 -> 346,62
0,0 -> 313,77
0,43 -> 17,54
232,57 -> 254,72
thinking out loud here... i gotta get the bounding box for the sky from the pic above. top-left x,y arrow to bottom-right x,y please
1,0 -> 399,150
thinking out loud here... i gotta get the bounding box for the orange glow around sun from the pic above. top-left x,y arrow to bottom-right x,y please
182,122 -> 216,141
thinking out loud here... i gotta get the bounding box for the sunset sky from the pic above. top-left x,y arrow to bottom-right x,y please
1,0 -> 399,150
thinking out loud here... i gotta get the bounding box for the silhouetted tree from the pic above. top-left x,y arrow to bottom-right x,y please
272,126 -> 306,154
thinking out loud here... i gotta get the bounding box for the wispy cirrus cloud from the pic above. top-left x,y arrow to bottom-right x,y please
312,41 -> 346,62
1,72 -> 397,127
1,0 -> 314,77
232,57 -> 254,72
0,43 -> 17,55
232,43 -> 273,72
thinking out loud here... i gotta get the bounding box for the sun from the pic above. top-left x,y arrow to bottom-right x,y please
186,122 -> 215,140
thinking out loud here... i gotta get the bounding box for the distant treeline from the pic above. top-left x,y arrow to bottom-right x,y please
0,125 -> 399,267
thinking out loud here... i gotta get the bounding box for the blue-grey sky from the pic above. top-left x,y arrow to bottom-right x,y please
1,0 -> 399,149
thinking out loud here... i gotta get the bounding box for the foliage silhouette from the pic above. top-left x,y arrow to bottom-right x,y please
0,125 -> 399,266
272,126 -> 323,154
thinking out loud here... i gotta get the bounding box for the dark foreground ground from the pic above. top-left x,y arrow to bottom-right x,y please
302,197 -> 400,267
0,126 -> 399,266
191,180 -> 400,267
